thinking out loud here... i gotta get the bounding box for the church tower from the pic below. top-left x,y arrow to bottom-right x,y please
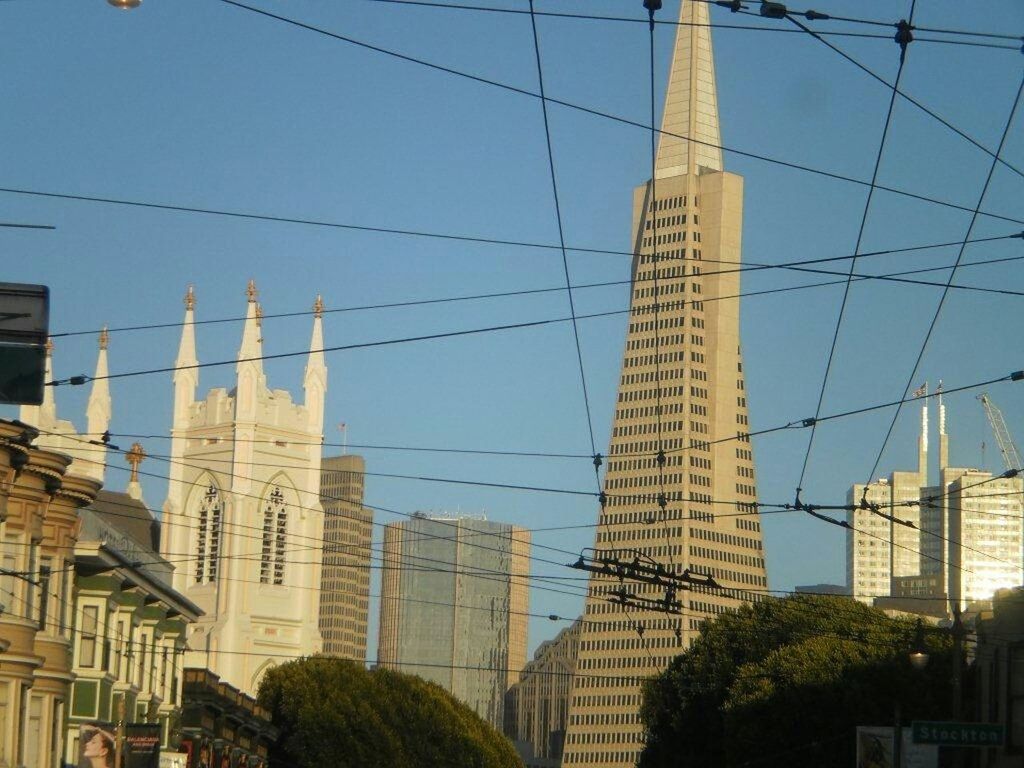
160,283 -> 327,696
562,3 -> 767,766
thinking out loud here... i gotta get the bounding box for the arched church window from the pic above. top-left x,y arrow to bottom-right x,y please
260,487 -> 287,585
194,484 -> 223,584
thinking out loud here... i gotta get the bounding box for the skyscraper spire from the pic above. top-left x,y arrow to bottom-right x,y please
304,294 -> 327,436
655,0 -> 723,178
938,380 -> 949,470
563,3 -> 761,765
918,382 -> 929,487
85,327 -> 112,483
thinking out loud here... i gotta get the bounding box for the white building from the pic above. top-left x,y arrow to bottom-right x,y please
160,283 -> 327,696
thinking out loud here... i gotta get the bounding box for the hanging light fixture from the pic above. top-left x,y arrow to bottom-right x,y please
909,619 -> 930,671
107,0 -> 141,8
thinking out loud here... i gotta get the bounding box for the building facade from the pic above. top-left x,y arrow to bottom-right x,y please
847,391 -> 1023,612
562,3 -> 767,765
319,454 -> 372,660
0,420 -> 100,768
179,667 -> 277,768
377,514 -> 529,729
160,284 -> 327,696
505,619 -> 581,768
67,490 -> 201,762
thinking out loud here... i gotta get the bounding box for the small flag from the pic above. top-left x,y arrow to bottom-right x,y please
936,380 -> 943,394
912,384 -> 926,398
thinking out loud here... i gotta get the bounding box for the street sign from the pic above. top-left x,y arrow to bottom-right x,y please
911,721 -> 1005,747
0,283 -> 49,405
0,283 -> 48,344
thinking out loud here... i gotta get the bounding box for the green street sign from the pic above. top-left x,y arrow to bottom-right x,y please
911,721 -> 1005,747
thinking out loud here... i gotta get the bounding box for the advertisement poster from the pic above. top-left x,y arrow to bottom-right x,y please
856,726 -> 939,768
159,754 -> 189,768
78,723 -> 117,768
124,723 -> 162,768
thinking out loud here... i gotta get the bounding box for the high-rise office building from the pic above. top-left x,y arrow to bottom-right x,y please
319,454 -> 373,660
504,619 -> 581,768
562,3 -> 767,765
377,515 -> 529,730
848,389 -> 1023,611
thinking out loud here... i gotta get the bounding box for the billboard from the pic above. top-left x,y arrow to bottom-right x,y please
78,723 -> 117,768
77,723 -> 162,768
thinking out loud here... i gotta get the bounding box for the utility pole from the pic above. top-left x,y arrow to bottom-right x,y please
952,604 -> 964,720
114,695 -> 126,768
893,702 -> 902,768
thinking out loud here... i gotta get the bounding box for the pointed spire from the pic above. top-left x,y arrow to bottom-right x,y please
237,281 -> 264,373
938,380 -> 949,471
21,337 -> 57,428
86,327 -> 112,483
40,337 -> 57,424
173,285 -> 199,427
918,382 -> 929,487
655,0 -> 723,178
304,294 -> 327,435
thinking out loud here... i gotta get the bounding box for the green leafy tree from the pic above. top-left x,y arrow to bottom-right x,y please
639,595 -> 957,768
257,656 -> 524,768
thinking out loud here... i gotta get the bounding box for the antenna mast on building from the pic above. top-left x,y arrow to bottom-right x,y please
978,393 -> 1023,472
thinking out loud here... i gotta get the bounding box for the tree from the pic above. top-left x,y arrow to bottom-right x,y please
257,657 -> 524,768
639,595 -> 957,768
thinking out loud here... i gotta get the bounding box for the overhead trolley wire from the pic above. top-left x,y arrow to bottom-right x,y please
211,0 -> 1024,228
364,0 -> 1022,48
47,249 -> 1024,388
796,0 -> 917,492
863,71 -> 1024,487
526,0 -> 600,472
785,13 -> 1024,184
47,231 -> 1024,341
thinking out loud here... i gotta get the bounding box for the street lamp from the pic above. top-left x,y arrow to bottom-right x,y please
909,619 -> 930,671
107,0 -> 141,9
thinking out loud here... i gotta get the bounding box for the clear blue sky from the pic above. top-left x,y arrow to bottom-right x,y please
2,0 -> 1022,656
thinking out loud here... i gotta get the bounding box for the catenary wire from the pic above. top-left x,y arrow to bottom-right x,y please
863,71 -> 1024,487
526,0 -> 599,468
210,0 -> 1024,228
796,0 -> 916,491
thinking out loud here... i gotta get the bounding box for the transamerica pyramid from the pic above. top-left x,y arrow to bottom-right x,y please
561,2 -> 767,766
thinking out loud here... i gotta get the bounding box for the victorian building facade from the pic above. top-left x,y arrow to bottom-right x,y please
160,284 -> 327,696
0,420 -> 100,768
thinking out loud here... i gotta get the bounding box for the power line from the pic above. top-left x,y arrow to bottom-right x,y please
796,0 -> 917,490
864,71 -> 1024,486
47,250 -> 1024,388
211,0 -> 1024,228
47,231 -> 1023,341
527,0 -> 599,470
364,0 -> 1022,48
784,12 -> 1024,184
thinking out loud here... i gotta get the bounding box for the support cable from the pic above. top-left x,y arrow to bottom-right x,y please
796,0 -> 917,491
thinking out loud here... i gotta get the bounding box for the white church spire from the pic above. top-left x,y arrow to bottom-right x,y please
304,294 -> 327,436
235,280 -> 265,421
173,285 -> 199,428
84,327 -> 112,483
21,338 -> 57,429
655,0 -> 723,178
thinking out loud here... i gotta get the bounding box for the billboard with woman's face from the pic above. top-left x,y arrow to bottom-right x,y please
78,724 -> 117,768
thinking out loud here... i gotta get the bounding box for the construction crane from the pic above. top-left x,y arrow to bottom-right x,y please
977,393 -> 1023,472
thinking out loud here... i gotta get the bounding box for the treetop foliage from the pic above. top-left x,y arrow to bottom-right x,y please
257,656 -> 524,768
639,594 -> 956,768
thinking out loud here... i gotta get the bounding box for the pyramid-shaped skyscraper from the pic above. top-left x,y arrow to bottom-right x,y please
562,3 -> 767,765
